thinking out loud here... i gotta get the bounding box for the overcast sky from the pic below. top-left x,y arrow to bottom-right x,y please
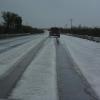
0,0 -> 100,28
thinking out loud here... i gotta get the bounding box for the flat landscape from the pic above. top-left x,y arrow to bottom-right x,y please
0,31 -> 99,100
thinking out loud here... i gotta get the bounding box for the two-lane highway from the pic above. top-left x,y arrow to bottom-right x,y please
0,34 -> 48,98
0,34 -> 44,54
56,38 -> 98,100
0,34 -> 99,100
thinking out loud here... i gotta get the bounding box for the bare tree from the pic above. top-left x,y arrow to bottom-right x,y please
2,11 -> 22,33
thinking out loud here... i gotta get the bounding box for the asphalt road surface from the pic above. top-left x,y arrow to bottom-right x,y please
0,35 -> 36,54
0,35 -> 47,98
0,36 -> 99,100
56,38 -> 98,100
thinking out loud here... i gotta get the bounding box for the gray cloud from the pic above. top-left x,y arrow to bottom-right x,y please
0,0 -> 100,27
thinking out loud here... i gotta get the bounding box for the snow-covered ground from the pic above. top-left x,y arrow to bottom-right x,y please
0,35 -> 32,44
1,32 -> 100,99
9,38 -> 58,100
0,34 -> 45,53
60,35 -> 100,99
0,34 -> 47,77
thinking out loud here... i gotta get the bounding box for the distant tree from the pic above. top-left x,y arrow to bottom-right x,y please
1,11 -> 22,33
2,11 -> 11,32
15,16 -> 22,32
78,24 -> 82,29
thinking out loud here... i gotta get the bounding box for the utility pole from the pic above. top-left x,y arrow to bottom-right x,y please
65,24 -> 67,29
70,18 -> 73,33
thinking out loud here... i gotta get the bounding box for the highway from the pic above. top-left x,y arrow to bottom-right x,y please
0,34 -> 99,100
0,34 -> 45,54
56,39 -> 97,100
